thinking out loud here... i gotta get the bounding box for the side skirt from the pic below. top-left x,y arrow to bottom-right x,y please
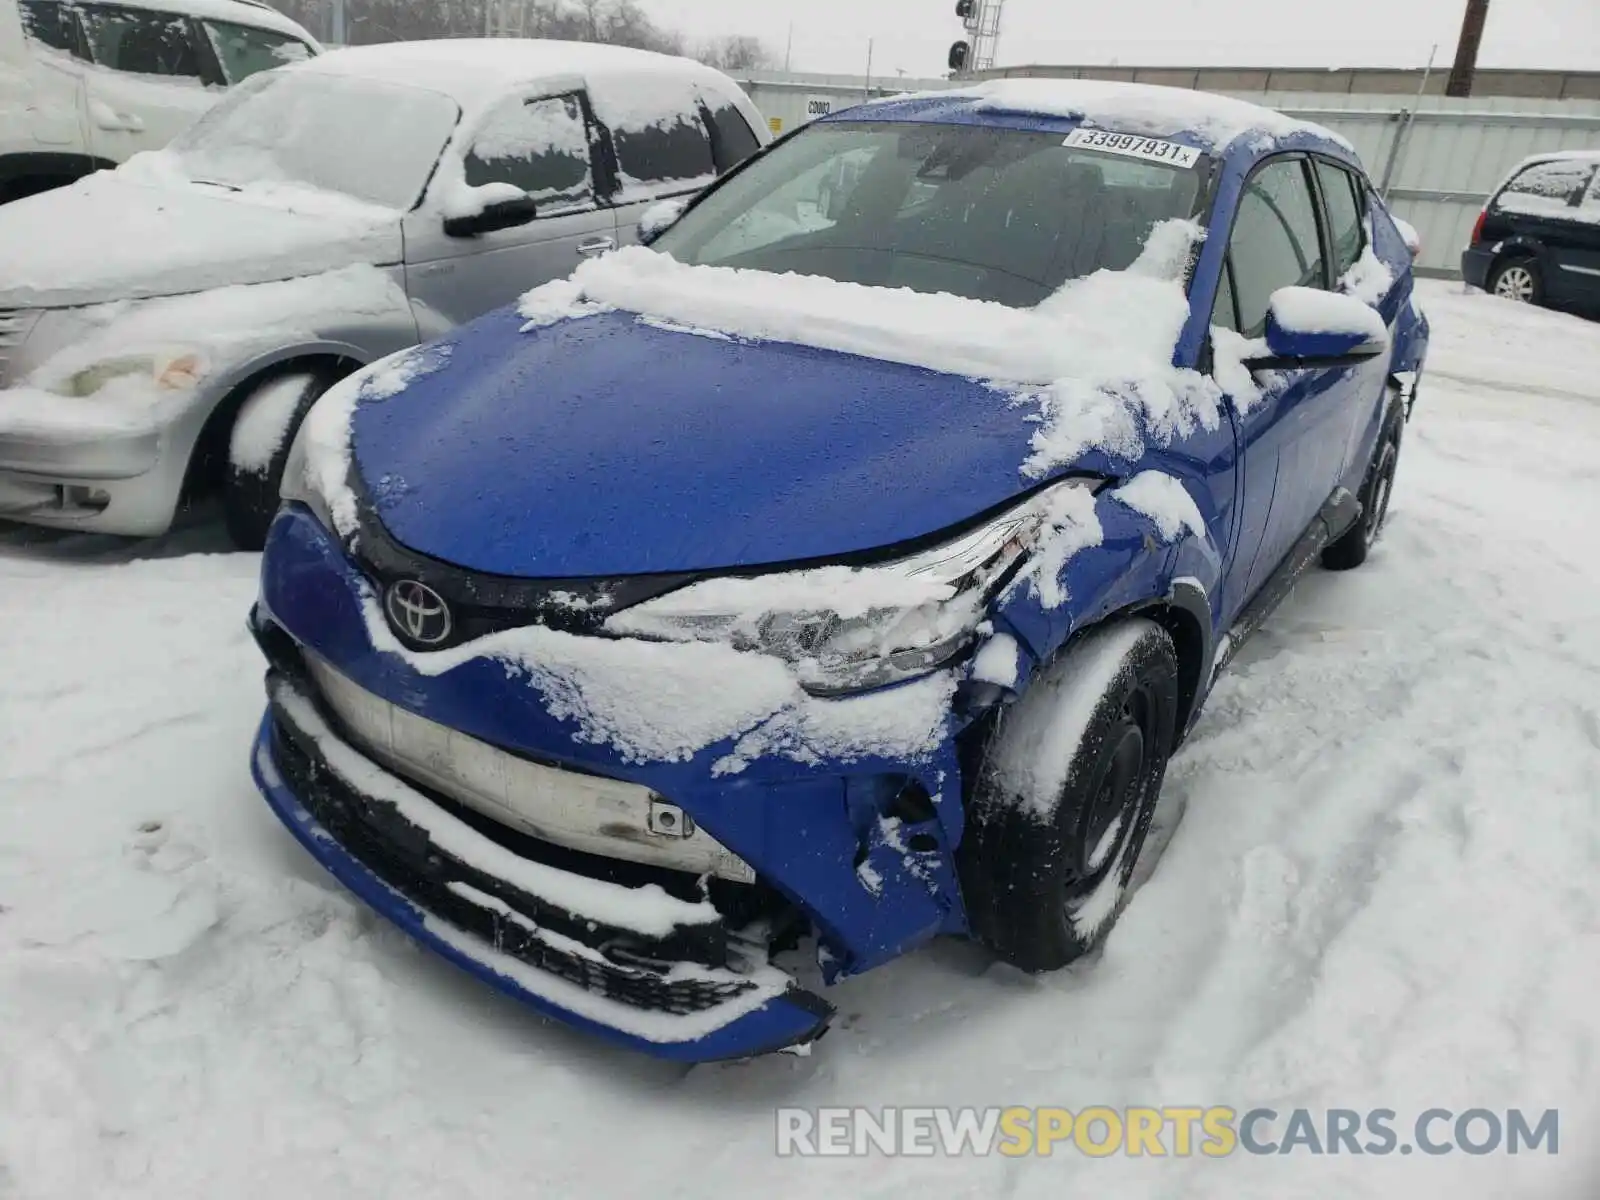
1212,487 -> 1361,679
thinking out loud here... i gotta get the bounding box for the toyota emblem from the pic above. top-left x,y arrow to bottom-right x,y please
385,580 -> 453,647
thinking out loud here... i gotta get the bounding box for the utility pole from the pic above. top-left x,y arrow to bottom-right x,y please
1446,0 -> 1491,97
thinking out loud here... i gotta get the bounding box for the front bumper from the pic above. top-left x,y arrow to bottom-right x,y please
250,505 -> 975,1059
0,385 -> 179,533
251,673 -> 834,1060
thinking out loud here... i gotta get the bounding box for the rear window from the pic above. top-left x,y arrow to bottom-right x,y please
613,112 -> 716,195
1495,158 -> 1596,217
654,120 -> 1206,308
706,101 -> 761,173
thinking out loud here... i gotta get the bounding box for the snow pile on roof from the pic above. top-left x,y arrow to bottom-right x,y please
304,39 -> 762,140
940,78 -> 1354,154
517,220 -> 1227,480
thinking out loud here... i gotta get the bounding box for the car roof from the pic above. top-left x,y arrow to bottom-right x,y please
103,0 -> 318,43
1510,148 -> 1600,168
833,78 -> 1354,160
297,38 -> 749,118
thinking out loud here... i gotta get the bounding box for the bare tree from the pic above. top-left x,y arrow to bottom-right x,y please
697,34 -> 776,73
269,0 -> 688,53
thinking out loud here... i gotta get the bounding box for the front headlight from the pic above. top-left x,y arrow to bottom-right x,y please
52,349 -> 205,398
606,479 -> 1100,696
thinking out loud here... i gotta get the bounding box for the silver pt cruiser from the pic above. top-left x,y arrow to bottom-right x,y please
0,38 -> 765,546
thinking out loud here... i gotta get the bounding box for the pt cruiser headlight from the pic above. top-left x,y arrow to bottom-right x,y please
52,349 -> 205,398
607,479 -> 1100,696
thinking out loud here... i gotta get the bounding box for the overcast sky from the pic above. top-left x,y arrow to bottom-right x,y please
640,0 -> 1600,79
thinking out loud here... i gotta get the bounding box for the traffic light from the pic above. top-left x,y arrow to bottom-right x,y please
948,40 -> 970,71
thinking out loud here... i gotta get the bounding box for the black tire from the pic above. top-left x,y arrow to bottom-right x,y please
959,619 -> 1179,973
1487,255 -> 1544,306
1322,401 -> 1403,572
222,371 -> 334,551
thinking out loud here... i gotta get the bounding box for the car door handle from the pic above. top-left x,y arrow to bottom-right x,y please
576,236 -> 616,258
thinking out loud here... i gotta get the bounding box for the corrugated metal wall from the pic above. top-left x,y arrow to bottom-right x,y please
737,73 -> 1600,278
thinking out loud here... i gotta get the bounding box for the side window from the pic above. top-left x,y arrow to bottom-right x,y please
705,100 -> 761,173
200,20 -> 313,84
18,0 -> 77,52
77,3 -> 203,79
463,93 -> 595,215
1496,159 -> 1595,212
612,109 -> 716,194
1316,159 -> 1366,280
1227,158 -> 1327,338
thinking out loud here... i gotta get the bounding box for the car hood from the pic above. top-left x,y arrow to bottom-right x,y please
352,307 -> 1049,578
0,170 -> 402,309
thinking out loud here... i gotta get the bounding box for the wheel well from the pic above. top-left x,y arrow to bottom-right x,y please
1489,247 -> 1539,279
179,355 -> 360,505
1139,603 -> 1207,749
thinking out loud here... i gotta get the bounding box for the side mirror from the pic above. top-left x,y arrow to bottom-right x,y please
1245,286 -> 1389,369
638,196 -> 691,246
443,193 -> 539,239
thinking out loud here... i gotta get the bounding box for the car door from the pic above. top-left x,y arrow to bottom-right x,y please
9,0 -> 90,155
1214,155 -> 1365,616
73,1 -> 216,160
403,89 -> 619,327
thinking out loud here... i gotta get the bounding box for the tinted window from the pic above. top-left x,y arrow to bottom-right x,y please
201,19 -> 312,84
1228,158 -> 1326,337
653,121 -> 1205,308
1496,158 -> 1596,218
18,0 -> 75,51
707,101 -> 760,173
1316,159 -> 1366,279
463,93 -> 594,214
78,3 -> 202,78
613,112 -> 716,192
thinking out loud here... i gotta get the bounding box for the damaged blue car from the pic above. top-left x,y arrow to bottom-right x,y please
247,80 -> 1429,1061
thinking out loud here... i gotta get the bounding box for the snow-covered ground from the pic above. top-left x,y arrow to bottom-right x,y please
3,281 -> 1599,1198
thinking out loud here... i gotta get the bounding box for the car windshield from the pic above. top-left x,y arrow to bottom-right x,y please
163,70 -> 461,210
653,120 -> 1207,307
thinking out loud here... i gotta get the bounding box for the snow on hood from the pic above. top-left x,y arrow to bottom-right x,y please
518,220 -> 1228,482
0,165 -> 401,308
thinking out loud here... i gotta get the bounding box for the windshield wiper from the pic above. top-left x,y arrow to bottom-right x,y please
190,178 -> 243,192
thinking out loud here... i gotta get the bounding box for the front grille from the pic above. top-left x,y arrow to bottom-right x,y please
0,309 -> 37,385
268,694 -> 757,1016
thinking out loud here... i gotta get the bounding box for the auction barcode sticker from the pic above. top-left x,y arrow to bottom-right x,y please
1063,128 -> 1202,168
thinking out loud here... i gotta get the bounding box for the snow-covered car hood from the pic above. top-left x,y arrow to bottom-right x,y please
348,307 -> 1048,578
0,172 -> 403,309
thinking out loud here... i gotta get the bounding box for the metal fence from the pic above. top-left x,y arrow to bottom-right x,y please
737,72 -> 1600,278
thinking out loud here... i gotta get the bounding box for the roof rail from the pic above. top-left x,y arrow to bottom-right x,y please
230,0 -> 278,10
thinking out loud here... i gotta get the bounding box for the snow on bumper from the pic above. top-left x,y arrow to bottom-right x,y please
252,674 -> 833,1061
251,505 -> 973,1055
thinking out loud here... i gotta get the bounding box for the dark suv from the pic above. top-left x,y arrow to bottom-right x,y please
1462,150 -> 1600,312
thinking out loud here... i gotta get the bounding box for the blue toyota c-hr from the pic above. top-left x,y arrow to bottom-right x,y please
246,81 -> 1429,1061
